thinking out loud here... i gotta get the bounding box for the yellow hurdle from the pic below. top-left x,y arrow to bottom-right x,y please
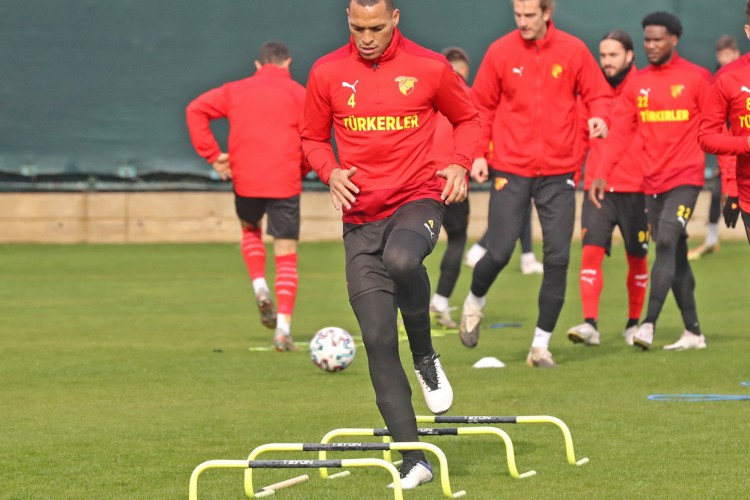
242,441 -> 465,498
189,457 -> 402,500
416,414 -> 590,466
319,427 -> 536,479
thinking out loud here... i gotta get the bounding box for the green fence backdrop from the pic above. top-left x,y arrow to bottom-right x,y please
0,0 -> 745,190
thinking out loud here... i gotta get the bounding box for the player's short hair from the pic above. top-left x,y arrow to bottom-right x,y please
510,0 -> 556,13
641,11 -> 683,38
442,47 -> 470,67
746,0 -> 750,22
258,41 -> 291,65
601,29 -> 634,53
715,35 -> 738,52
350,0 -> 395,11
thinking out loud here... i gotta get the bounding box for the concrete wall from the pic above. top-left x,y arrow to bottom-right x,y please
0,191 -> 741,244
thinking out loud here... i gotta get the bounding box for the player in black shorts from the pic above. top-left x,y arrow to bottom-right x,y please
592,12 -> 710,351
566,30 -> 650,347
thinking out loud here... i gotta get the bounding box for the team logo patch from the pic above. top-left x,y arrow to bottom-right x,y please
494,177 -> 508,190
551,64 -> 563,79
395,76 -> 418,95
670,84 -> 685,98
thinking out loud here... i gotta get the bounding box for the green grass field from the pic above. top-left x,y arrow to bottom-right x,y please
1,240 -> 749,499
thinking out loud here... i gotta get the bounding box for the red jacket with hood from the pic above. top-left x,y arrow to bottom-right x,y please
471,21 -> 612,177
301,29 -> 480,223
186,64 -> 307,198
598,53 -> 711,195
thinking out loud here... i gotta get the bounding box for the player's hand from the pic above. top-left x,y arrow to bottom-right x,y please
211,152 -> 232,180
437,164 -> 468,204
722,196 -> 740,228
588,117 -> 608,139
470,157 -> 489,183
589,179 -> 607,209
328,167 -> 359,211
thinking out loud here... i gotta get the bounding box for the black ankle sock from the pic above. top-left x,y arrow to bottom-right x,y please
585,318 -> 598,330
626,318 -> 639,329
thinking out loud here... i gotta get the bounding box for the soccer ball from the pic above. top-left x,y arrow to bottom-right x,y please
309,327 -> 356,372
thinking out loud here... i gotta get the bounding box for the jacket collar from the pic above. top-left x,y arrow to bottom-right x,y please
349,27 -> 404,65
519,20 -> 557,49
649,51 -> 682,72
255,64 -> 291,79
607,63 -> 637,92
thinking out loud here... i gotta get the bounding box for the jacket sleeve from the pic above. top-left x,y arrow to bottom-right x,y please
698,79 -> 750,156
470,44 -> 502,159
300,68 -> 340,184
576,46 -> 612,123
718,152 -> 738,197
293,84 -> 313,178
433,67 -> 481,170
185,86 -> 229,164
596,82 -> 638,181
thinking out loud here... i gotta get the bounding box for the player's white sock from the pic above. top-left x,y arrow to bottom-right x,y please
705,223 -> 719,247
252,278 -> 269,295
531,327 -> 552,349
276,314 -> 291,335
466,292 -> 486,310
431,293 -> 449,312
521,252 -> 538,265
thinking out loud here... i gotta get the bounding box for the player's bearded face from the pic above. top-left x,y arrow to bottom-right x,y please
599,39 -> 632,77
643,26 -> 676,66
347,2 -> 400,61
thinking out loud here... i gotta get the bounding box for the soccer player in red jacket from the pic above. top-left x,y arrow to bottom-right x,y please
301,0 -> 480,489
689,35 -> 741,260
186,41 -> 307,352
699,1 -> 750,244
566,30 -> 649,348
592,12 -> 711,351
458,0 -> 611,367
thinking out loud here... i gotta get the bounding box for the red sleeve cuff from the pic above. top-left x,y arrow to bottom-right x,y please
206,152 -> 221,164
723,177 -> 739,197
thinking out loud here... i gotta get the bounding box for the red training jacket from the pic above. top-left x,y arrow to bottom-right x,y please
598,53 -> 711,195
584,64 -> 644,192
301,29 -> 480,224
471,21 -> 612,177
186,64 -> 307,198
699,53 -> 750,210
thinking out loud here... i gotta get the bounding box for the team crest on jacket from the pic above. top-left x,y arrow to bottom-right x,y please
395,76 -> 418,95
494,177 -> 508,190
551,64 -> 563,79
670,84 -> 685,98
